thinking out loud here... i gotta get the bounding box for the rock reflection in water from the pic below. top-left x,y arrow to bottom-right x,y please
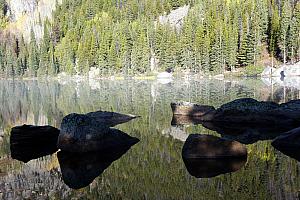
183,157 -> 247,178
272,127 -> 300,162
171,115 -> 203,126
202,122 -> 291,144
58,137 -> 139,189
272,146 -> 300,162
10,125 -> 59,163
171,115 -> 293,144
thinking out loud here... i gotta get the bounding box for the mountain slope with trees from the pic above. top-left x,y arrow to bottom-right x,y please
0,0 -> 299,77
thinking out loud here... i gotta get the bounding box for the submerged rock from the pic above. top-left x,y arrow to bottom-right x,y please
182,134 -> 247,159
10,125 -> 59,162
183,157 -> 247,178
58,139 -> 139,189
57,111 -> 139,152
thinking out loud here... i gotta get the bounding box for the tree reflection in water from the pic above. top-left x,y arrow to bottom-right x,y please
0,79 -> 300,199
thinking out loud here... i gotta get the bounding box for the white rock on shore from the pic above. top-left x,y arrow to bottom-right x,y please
261,67 -> 276,77
284,62 -> 300,76
262,62 -> 300,77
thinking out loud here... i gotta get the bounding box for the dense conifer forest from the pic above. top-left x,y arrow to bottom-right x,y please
0,0 -> 299,77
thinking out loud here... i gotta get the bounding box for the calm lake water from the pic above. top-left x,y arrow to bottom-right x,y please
0,77 -> 300,199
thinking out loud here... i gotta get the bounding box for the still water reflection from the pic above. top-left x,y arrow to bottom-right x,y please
0,78 -> 300,199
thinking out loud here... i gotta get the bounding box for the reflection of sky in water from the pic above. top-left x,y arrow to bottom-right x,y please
0,78 -> 299,199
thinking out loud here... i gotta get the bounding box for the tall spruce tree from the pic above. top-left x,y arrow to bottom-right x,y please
28,29 -> 39,76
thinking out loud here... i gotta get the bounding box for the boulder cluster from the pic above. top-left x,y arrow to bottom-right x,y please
172,98 -> 300,177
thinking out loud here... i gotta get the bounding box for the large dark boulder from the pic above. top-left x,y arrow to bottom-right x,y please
171,99 -> 300,144
58,126 -> 139,152
86,111 -> 139,127
10,125 -> 59,162
57,111 -> 139,152
58,139 -> 139,189
183,157 -> 247,178
212,98 -> 300,125
171,98 -> 300,126
182,134 -> 247,159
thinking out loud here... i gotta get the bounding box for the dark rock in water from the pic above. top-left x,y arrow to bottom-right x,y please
182,134 -> 247,178
182,134 -> 247,159
10,125 -> 59,163
58,124 -> 139,152
213,98 -> 300,125
58,113 -> 110,150
86,111 -> 139,127
171,102 -> 215,117
58,111 -> 139,152
183,157 -> 247,178
170,98 -> 300,144
272,127 -> 300,149
172,98 -> 300,126
58,139 -> 139,189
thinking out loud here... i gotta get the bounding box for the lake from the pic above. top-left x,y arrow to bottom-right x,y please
0,77 -> 300,199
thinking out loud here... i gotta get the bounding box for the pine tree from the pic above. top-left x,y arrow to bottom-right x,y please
28,29 -> 39,76
19,36 -> 28,76
278,0 -> 292,64
293,2 -> 300,62
269,4 -> 280,67
245,28 -> 256,65
39,24 -> 51,76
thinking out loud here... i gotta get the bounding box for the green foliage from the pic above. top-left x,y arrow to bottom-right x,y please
0,0 -> 299,77
244,65 -> 264,77
28,29 -> 39,76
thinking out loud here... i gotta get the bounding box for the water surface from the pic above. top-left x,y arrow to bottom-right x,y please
0,78 -> 299,199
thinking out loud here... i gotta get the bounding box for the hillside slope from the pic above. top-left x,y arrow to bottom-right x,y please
0,0 -> 299,78
4,0 -> 60,41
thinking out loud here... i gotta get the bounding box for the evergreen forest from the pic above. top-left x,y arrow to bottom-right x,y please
0,0 -> 300,77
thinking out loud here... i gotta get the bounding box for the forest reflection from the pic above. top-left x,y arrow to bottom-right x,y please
0,78 -> 300,199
